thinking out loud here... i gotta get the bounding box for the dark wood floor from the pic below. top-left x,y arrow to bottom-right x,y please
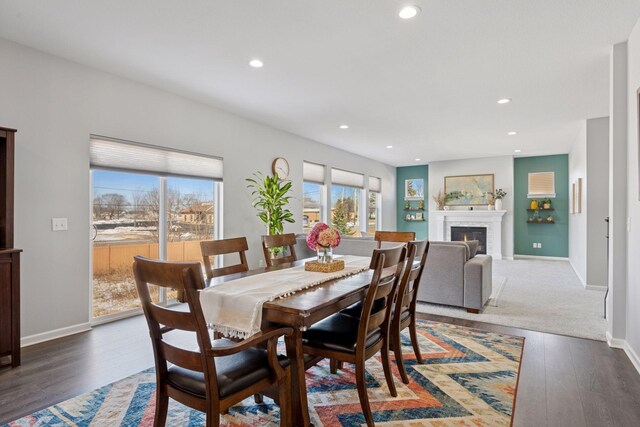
1,313 -> 639,426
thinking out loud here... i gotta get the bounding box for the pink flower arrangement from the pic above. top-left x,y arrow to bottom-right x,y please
306,222 -> 341,250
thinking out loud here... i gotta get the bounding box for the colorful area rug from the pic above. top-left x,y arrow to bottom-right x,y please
4,320 -> 524,426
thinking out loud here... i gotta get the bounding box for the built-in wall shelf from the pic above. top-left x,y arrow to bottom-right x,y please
404,219 -> 425,222
527,220 -> 555,224
526,208 -> 555,211
404,208 -> 424,211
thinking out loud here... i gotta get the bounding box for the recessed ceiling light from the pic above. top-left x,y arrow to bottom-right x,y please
399,5 -> 421,19
386,145 -> 393,149
514,149 -> 522,153
339,125 -> 349,129
508,131 -> 517,136
497,98 -> 511,104
415,158 -> 421,161
249,59 -> 264,68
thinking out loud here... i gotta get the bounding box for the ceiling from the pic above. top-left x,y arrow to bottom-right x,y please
1,0 -> 639,166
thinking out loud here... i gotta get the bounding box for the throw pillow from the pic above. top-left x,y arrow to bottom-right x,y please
465,240 -> 479,258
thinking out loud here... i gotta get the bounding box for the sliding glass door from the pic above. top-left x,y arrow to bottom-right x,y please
91,171 -> 218,320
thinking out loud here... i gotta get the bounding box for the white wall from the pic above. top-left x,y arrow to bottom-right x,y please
569,117 -> 610,288
586,117 -> 609,289
608,42 -> 628,345
625,20 -> 640,363
428,156 -> 514,258
569,122 -> 588,283
0,38 -> 396,339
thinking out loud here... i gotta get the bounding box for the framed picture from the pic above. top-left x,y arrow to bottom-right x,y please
444,174 -> 494,206
404,178 -> 424,200
571,178 -> 583,214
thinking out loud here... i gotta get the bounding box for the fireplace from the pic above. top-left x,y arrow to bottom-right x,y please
451,226 -> 487,255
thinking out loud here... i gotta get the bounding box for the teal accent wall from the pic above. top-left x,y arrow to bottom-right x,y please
396,165 -> 429,240
514,155 -> 569,256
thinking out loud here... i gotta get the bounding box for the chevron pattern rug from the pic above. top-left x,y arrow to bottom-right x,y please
4,320 -> 524,426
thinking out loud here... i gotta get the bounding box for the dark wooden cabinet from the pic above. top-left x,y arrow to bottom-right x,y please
0,127 -> 21,369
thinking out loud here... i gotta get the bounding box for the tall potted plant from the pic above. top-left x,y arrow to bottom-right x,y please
246,172 -> 295,236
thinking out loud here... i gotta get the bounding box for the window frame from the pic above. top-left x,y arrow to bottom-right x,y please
89,158 -> 222,325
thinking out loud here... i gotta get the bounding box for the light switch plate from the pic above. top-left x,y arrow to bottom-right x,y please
52,217 -> 68,231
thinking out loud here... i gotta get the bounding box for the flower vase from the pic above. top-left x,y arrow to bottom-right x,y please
317,246 -> 333,264
494,199 -> 503,211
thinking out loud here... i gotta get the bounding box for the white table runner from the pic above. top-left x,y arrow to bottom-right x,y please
199,255 -> 371,338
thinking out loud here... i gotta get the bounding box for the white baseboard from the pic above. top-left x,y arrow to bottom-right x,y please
625,341 -> 640,375
568,259 -> 587,288
502,256 -> 514,260
21,322 -> 92,347
513,254 -> 570,261
606,332 -> 640,375
585,284 -> 608,291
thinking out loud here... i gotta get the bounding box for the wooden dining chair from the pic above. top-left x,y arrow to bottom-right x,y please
389,240 -> 430,384
133,256 -> 293,427
374,231 -> 415,248
200,237 -> 249,280
261,233 -> 298,267
301,246 -> 406,427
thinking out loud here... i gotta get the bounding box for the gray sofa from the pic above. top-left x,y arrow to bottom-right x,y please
417,242 -> 492,313
294,235 -> 492,313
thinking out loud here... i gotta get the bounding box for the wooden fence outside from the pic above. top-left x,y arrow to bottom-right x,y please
93,241 -> 203,274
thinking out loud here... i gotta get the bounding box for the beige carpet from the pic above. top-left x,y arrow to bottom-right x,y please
416,258 -> 607,341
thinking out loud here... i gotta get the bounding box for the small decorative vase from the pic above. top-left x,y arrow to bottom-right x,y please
316,246 -> 333,264
495,199 -> 503,211
530,199 -> 538,210
543,203 -> 551,210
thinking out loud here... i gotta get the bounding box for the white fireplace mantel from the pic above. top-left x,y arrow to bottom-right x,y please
430,210 -> 507,259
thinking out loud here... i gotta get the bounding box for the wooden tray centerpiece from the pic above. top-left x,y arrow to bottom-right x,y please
305,259 -> 345,273
304,222 -> 344,273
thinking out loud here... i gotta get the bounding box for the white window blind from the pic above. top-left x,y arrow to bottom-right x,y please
90,136 -> 223,180
369,176 -> 382,193
528,172 -> 555,198
331,168 -> 365,188
303,161 -> 325,184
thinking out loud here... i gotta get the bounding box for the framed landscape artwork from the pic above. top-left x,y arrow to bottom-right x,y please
444,174 -> 494,206
404,178 -> 424,200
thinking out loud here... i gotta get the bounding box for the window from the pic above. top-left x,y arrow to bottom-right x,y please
331,168 -> 365,237
90,137 -> 222,320
303,162 -> 325,232
368,176 -> 382,234
528,172 -> 556,198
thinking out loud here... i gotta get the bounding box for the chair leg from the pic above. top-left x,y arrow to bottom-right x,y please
355,359 -> 375,427
393,328 -> 410,385
329,359 -> 344,373
381,341 -> 398,397
154,388 -> 169,427
278,368 -> 292,427
409,319 -> 424,364
205,412 -> 221,427
254,393 -> 264,404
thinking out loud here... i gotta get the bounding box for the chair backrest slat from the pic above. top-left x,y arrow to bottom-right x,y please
374,231 -> 415,248
201,237 -> 249,280
159,341 -> 204,372
261,233 -> 297,267
148,304 -> 197,332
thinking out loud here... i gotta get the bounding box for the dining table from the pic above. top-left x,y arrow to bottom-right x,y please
202,257 -> 374,427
